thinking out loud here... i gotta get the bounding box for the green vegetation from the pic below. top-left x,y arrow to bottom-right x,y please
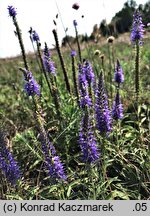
0,33 -> 149,199
0,3 -> 150,200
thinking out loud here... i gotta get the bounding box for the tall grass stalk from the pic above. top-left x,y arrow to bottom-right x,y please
54,0 -> 73,50
107,43 -> 113,101
52,29 -> 71,94
71,52 -> 79,105
49,75 -> 61,118
135,40 -> 140,105
11,16 -> 29,74
74,24 -> 82,63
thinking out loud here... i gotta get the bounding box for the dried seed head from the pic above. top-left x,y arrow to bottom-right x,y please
100,54 -> 105,60
94,50 -> 101,56
107,36 -> 115,43
72,3 -> 80,10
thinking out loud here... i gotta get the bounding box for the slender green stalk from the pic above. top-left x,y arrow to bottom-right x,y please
101,139 -> 106,178
101,55 -> 105,72
107,44 -> 112,100
12,17 -> 29,75
111,43 -> 115,71
101,137 -> 112,198
54,0 -> 73,50
135,40 -> 140,105
0,171 -> 6,199
87,165 -> 96,200
100,55 -> 108,95
133,40 -> 141,135
49,75 -> 61,118
52,29 -> 71,94
71,55 -> 79,105
74,26 -> 82,63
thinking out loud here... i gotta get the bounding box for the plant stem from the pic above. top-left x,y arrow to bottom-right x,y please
75,26 -> 82,62
135,40 -> 140,106
13,17 -> 29,76
71,55 -> 79,105
52,29 -> 71,94
108,44 -> 112,101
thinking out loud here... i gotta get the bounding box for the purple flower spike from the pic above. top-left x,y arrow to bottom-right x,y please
71,50 -> 77,57
44,43 -> 51,58
52,156 -> 67,180
112,91 -> 123,120
78,64 -> 92,108
83,61 -> 95,85
0,131 -> 21,185
79,113 -> 99,164
95,73 -> 112,134
32,30 -> 40,42
114,59 -> 124,83
39,133 -> 66,181
131,10 -> 144,45
43,44 -> 56,75
0,151 -> 21,185
44,154 -> 67,181
24,79 -> 40,96
8,6 -> 17,18
73,20 -> 78,27
43,58 -> 56,75
24,70 -> 40,96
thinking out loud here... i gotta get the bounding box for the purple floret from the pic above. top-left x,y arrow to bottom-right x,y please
73,20 -> 78,27
32,30 -> 40,42
71,50 -> 77,57
23,70 -> 40,96
114,59 -> 124,83
43,57 -> 56,76
8,5 -> 17,18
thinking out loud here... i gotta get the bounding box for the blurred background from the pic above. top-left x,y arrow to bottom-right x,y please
0,0 -> 149,58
